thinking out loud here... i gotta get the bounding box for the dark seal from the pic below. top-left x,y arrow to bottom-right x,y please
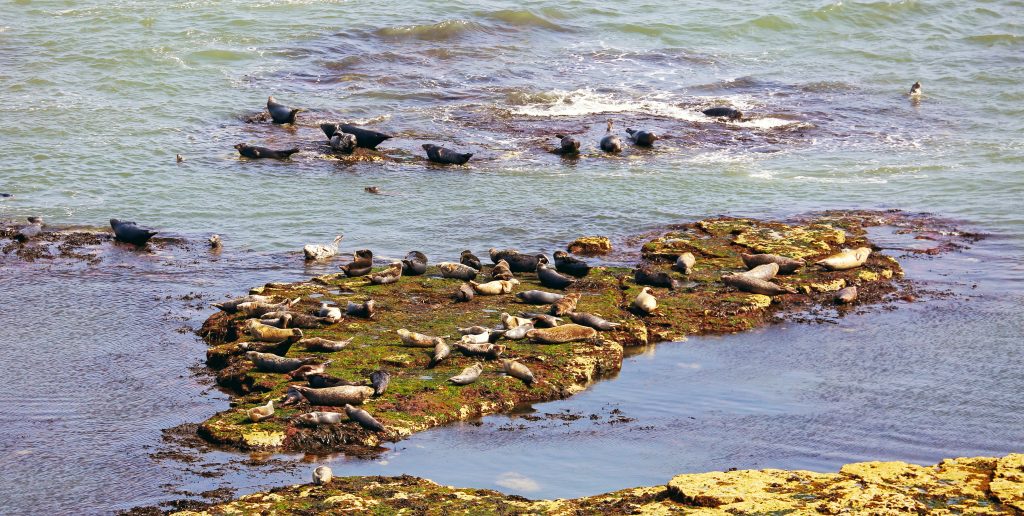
423,144 -> 473,165
234,143 -> 299,159
322,123 -> 393,149
600,120 -> 622,152
401,251 -> 428,276
460,250 -> 482,270
267,96 -> 299,124
553,251 -> 590,277
554,134 -> 580,155
702,107 -> 743,120
626,128 -> 658,147
110,218 -> 157,246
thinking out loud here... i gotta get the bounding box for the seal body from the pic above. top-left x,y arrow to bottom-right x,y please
501,312 -> 531,329
302,337 -> 351,352
488,249 -> 549,272
740,253 -> 804,274
835,286 -> 858,304
516,290 -> 564,304
346,299 -> 375,319
369,261 -> 403,285
553,251 -> 590,277
555,134 -> 580,155
634,266 -> 683,290
397,328 -> 446,348
312,466 -> 333,485
422,143 -> 473,165
455,283 -> 475,302
15,217 -> 42,242
470,279 -> 519,295
453,342 -> 505,359
240,337 -> 296,356
600,120 -> 622,152
330,133 -> 357,154
247,400 -> 274,422
234,143 -> 298,159
527,324 -> 597,344
339,124 -> 393,149
503,360 -> 535,387
522,312 -> 561,328
537,264 -> 575,289
369,370 -> 390,396
626,128 -> 658,146
295,385 -> 374,406
289,361 -> 332,381
401,251 -> 428,276
449,363 -> 484,385
632,287 -> 657,314
741,263 -> 779,281
702,107 -> 743,119
317,302 -> 342,322
569,312 -> 620,331
910,81 -> 921,96
722,274 -> 795,296
490,259 -> 514,281
340,249 -> 373,277
438,262 -> 478,280
307,374 -> 361,388
460,250 -> 482,270
110,218 -> 157,246
296,411 -> 343,426
213,294 -> 274,313
247,320 -> 303,342
502,321 -> 534,340
345,404 -> 385,432
816,247 -> 872,271
675,252 -> 696,274
428,340 -> 451,368
550,292 -> 580,317
246,351 -> 314,373
267,96 -> 299,124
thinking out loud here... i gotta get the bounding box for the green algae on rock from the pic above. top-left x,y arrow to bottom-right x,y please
171,453 -> 1024,515
195,213 -> 925,453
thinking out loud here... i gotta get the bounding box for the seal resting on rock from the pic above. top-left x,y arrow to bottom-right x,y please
632,287 -> 657,315
600,120 -> 622,152
317,302 -> 342,322
490,259 -> 514,281
330,132 -> 357,154
460,250 -> 482,270
740,253 -> 804,274
306,374 -> 362,388
516,290 -> 564,304
537,263 -> 576,289
702,107 -> 743,120
397,328 -> 446,348
428,340 -> 451,368
294,385 -> 374,406
453,342 -> 505,359
213,294 -> 274,313
550,292 -> 580,317
401,251 -> 428,276
369,370 -> 390,396
288,361 -> 333,381
14,217 -> 43,242
527,323 -> 597,344
454,282 -> 475,302
626,128 -> 658,147
234,143 -> 299,159
634,266 -> 683,290
521,312 -> 561,328
502,321 -> 534,340
345,404 -> 385,432
267,96 -> 300,124
488,249 -> 549,272
553,251 -> 590,277
312,466 -> 332,485
422,143 -> 473,165
722,274 -> 795,296
503,359 -> 535,387
246,351 -> 315,373
340,249 -> 373,277
368,261 -> 403,285
816,247 -> 872,271
301,337 -> 351,352
675,252 -> 696,274
322,123 -> 393,150
449,363 -> 484,385
246,320 -> 303,342
740,263 -> 779,281
295,411 -> 343,426
346,299 -> 375,319
835,286 -> 858,304
554,134 -> 580,155
110,218 -> 157,246
247,400 -> 274,422
469,278 -> 519,295
438,262 -> 478,280
569,312 -> 620,331
303,235 -> 343,261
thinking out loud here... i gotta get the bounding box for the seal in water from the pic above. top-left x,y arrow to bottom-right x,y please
438,262 -> 478,280
428,340 -> 451,368
527,324 -> 597,344
313,466 -> 333,485
340,249 -> 374,277
295,411 -> 342,426
516,290 -> 564,304
267,96 -> 300,124
538,263 -> 576,289
329,123 -> 393,149
369,370 -> 390,396
401,251 -> 428,276
364,186 -> 381,195
288,361 -> 333,381
345,404 -> 386,432
632,287 -> 657,315
455,282 -> 475,302
209,234 -> 222,249
740,253 -> 804,274
246,350 -> 315,373
110,218 -> 157,246
600,120 -> 622,152
330,132 -> 357,154
569,312 -> 620,331
816,247 -> 871,271
553,251 -> 591,277
346,299 -> 375,319
490,259 -> 514,281
460,250 -> 482,271
626,128 -> 658,147
317,302 -> 342,322
294,385 -> 374,406
234,143 -> 299,159
302,337 -> 351,352
453,342 -> 505,359
369,261 -> 403,285
521,312 -> 561,328
295,411 -> 343,426
722,274 -> 795,296
702,107 -> 743,120
675,252 -> 696,274
176,154 -> 184,163
550,292 -> 580,317
910,81 -> 921,96
449,363 -> 484,385
502,321 -> 534,340
306,373 -> 362,388
634,266 -> 683,290
247,400 -> 274,422
14,217 -> 43,242
422,143 -> 473,165
304,235 -> 343,261
397,328 -> 446,348
503,360 -> 535,387
470,278 -> 519,295
835,286 -> 858,304
554,134 -> 580,155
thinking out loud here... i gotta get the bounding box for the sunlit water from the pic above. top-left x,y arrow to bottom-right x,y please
1,0 -> 1023,513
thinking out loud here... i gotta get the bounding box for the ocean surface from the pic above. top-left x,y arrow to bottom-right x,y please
1,0 -> 1022,514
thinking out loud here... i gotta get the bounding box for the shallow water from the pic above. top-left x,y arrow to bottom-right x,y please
1,0 -> 1023,513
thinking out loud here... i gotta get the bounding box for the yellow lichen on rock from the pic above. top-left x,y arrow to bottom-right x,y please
667,468 -> 828,512
992,454 -> 1024,511
240,429 -> 286,448
567,236 -> 612,255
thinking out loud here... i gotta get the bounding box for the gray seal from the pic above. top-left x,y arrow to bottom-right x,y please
14,217 -> 43,242
537,263 -> 576,289
294,385 -> 374,406
330,132 -> 357,154
626,128 -> 658,147
110,218 -> 157,246
460,250 -> 482,270
490,259 -> 514,281
345,404 -> 385,432
600,120 -> 622,152
307,373 -> 362,388
246,351 -> 315,373
302,337 -> 352,352
722,274 -> 796,296
401,251 -> 428,276
368,261 -> 403,285
554,134 -> 580,155
428,341 -> 451,368
295,411 -> 343,426
454,282 -> 475,302
340,249 -> 374,277
516,290 -> 564,304
634,266 -> 683,290
346,299 -> 375,318
569,311 -> 620,331
740,253 -> 804,274
234,143 -> 298,159
423,144 -> 473,165
267,96 -> 300,124
321,123 -> 393,149
369,370 -> 390,396
449,363 -> 484,385
702,107 -> 743,120
503,360 -> 535,387
488,248 -> 549,272
438,262 -> 478,280
553,251 -> 590,277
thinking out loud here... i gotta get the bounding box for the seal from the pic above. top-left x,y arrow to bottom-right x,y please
675,252 -> 696,274
346,299 -> 375,318
740,263 -> 779,281
816,247 -> 871,271
722,274 -> 796,296
520,312 -> 561,328
458,330 -> 502,345
369,370 -> 390,396
502,321 -> 534,340
280,385 -> 305,406
460,250 -> 482,271
176,154 -> 184,163
490,259 -> 514,281
458,326 -> 491,335
246,350 -> 315,373
632,287 -> 657,315
246,320 -> 304,342
401,251 -> 428,276
304,235 -> 343,261
502,359 -> 535,387
910,81 -> 922,96
470,278 -> 519,295
288,361 -> 333,381
454,282 -> 475,302
209,234 -> 222,249
568,311 -> 620,331
306,373 -> 362,388
501,312 -> 531,329
550,292 -> 580,317
301,337 -> 351,352
247,400 -> 274,423
453,342 -> 505,359
317,302 -> 342,322
110,218 -> 157,246
428,340 -> 451,368
368,261 -> 403,285
345,403 -> 386,432
294,385 -> 375,406
240,336 -> 297,356
553,251 -> 590,277
626,128 -> 658,147
526,324 -> 597,344
634,266 -> 683,290
238,298 -> 299,317
449,362 -> 484,385
537,263 -> 576,289
488,248 -> 549,272
333,123 -> 393,149
554,134 -> 580,155
600,120 -> 622,152
234,143 -> 299,159
364,186 -> 381,195
422,143 -> 473,165
312,466 -> 333,485
516,290 -> 564,305
213,294 -> 275,313
702,107 -> 743,120
437,262 -> 478,281
835,286 -> 858,304
260,312 -> 332,329
740,253 -> 804,274
397,328 -> 446,348
330,132 -> 357,154
295,411 -> 343,426
14,217 -> 43,242
267,96 -> 300,124
340,249 -> 374,277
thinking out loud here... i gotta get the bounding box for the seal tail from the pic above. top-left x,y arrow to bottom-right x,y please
284,148 -> 300,157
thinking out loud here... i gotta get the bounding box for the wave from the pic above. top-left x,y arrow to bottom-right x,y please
480,9 -> 570,32
375,20 -> 487,42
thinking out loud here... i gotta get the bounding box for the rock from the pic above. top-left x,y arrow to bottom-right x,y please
567,236 -> 611,255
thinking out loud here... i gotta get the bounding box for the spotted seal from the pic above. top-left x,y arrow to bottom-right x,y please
502,321 -> 534,340
816,247 -> 871,271
554,134 -> 580,155
397,328 -> 446,348
428,340 -> 451,368
488,249 -> 549,272
526,324 -> 597,344
247,400 -> 274,422
234,143 -> 299,159
346,299 -> 375,319
213,294 -> 275,313
550,292 -> 580,317
453,342 -> 505,359
14,217 -> 43,242
702,107 -> 743,120
740,253 -> 804,274
460,250 -> 482,270
568,312 -> 620,331
312,466 -> 332,485
537,263 -> 576,289
722,274 -> 795,296
246,350 -> 315,373
340,249 -> 374,277
634,266 -> 683,290
675,252 -> 696,274
369,370 -> 390,396
369,261 -> 403,285
110,218 -> 157,246
553,251 -> 590,277
448,363 -> 484,385
740,263 -> 779,281
304,235 -> 343,261
301,337 -> 351,352
516,290 -> 564,305
632,287 -> 657,314
345,404 -> 386,432
401,251 -> 428,276
294,385 -> 374,406
835,286 -> 858,304
502,360 -> 535,387
490,259 -> 514,281
600,120 -> 622,152
626,128 -> 658,147
288,361 -> 333,381
295,411 -> 343,426
438,262 -> 478,280
469,279 -> 519,295
330,132 -> 357,154
423,143 -> 473,165
246,320 -> 303,342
